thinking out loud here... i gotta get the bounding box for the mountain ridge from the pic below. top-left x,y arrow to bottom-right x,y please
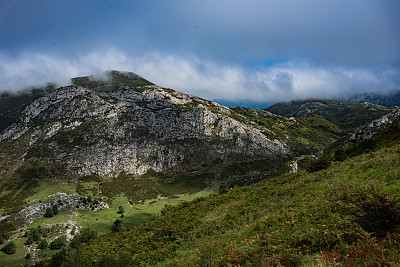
0,75 -> 288,178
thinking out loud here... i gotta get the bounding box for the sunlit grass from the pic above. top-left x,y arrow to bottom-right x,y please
0,238 -> 30,267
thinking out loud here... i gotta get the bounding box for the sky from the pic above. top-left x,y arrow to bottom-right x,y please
0,0 -> 399,106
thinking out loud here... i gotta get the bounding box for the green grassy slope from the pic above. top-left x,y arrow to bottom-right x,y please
65,142 -> 400,266
234,107 -> 342,155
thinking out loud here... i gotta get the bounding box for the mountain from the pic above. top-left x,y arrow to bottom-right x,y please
327,106 -> 400,157
2,71 -> 400,266
71,70 -> 154,91
0,84 -> 56,133
266,99 -> 390,133
0,71 -> 294,218
336,89 -> 400,107
0,71 -> 287,179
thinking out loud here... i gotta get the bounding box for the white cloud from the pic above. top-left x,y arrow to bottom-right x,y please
0,49 -> 399,104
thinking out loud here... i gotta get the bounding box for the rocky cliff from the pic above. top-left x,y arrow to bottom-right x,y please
0,72 -> 288,177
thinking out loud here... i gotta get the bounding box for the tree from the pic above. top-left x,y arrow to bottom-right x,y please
31,228 -> 41,241
0,231 -> 10,244
38,239 -> 48,249
334,148 -> 347,162
50,236 -> 67,250
306,154 -> 332,172
53,204 -> 59,215
44,207 -> 55,218
70,228 -> 97,249
3,241 -> 16,254
111,219 -> 122,233
117,206 -> 125,214
25,227 -> 41,245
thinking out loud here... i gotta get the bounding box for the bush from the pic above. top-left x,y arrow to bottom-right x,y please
334,148 -> 347,162
354,188 -> 400,238
96,254 -> 134,266
3,241 -> 16,254
111,219 -> 122,233
25,227 -> 41,245
0,231 -> 10,244
70,228 -> 97,249
306,154 -> 332,172
117,206 -> 125,214
44,207 -> 55,218
50,236 -> 67,250
38,239 -> 48,249
53,204 -> 59,215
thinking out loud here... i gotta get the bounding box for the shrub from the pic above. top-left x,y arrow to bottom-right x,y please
334,148 -> 347,161
117,206 -> 125,214
44,207 -> 55,218
38,239 -> 49,249
354,189 -> 400,238
53,204 -> 59,215
50,236 -> 67,250
70,228 -> 97,249
96,254 -> 134,266
0,231 -> 10,244
111,219 -> 122,233
25,227 -> 41,245
306,154 -> 332,172
3,241 -> 16,254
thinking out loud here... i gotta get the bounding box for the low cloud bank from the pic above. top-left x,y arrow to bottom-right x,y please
1,48 -> 399,103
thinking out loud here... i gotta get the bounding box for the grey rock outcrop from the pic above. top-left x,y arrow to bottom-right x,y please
349,107 -> 400,141
0,83 -> 288,176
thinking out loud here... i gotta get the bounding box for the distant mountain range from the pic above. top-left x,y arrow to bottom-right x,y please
336,90 -> 400,107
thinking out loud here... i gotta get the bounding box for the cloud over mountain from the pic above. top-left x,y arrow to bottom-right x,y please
0,0 -> 399,104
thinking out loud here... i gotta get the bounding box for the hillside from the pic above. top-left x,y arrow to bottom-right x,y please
59,141 -> 400,266
336,89 -> 400,107
1,72 -> 399,266
0,84 -> 55,133
266,99 -> 390,133
0,71 -> 297,218
0,71 -> 287,179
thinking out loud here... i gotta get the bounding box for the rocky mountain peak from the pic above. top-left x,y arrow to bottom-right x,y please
0,75 -> 288,177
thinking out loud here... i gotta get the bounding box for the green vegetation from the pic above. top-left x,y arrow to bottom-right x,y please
24,227 -> 42,245
38,239 -> 49,249
234,107 -> 341,154
71,70 -> 153,92
117,206 -> 124,214
70,228 -> 97,249
266,99 -> 390,132
2,241 -> 16,254
44,205 -> 59,218
1,83 -> 400,265
111,219 -> 123,233
50,236 -> 67,250
57,142 -> 400,266
0,231 -> 10,244
0,239 -> 30,266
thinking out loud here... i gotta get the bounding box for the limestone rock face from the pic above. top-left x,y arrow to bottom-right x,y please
0,84 -> 288,176
349,107 -> 400,141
